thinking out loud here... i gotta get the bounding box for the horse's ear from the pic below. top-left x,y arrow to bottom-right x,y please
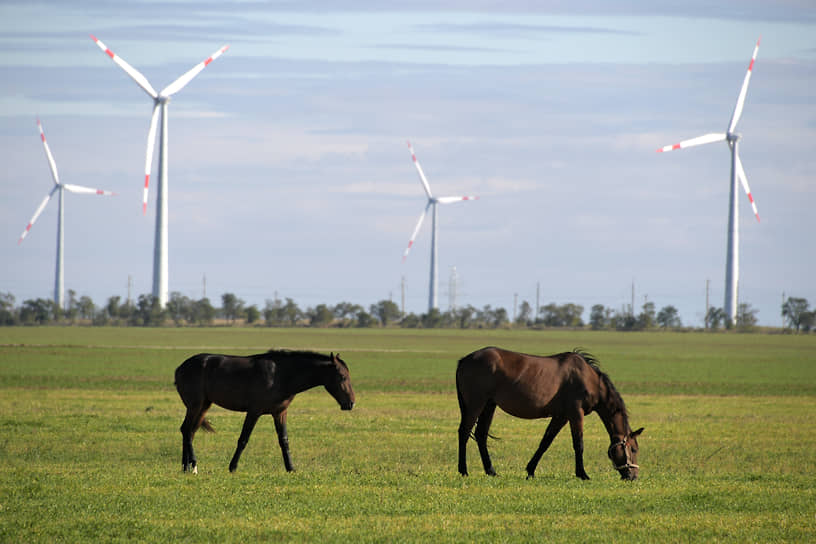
631,427 -> 644,438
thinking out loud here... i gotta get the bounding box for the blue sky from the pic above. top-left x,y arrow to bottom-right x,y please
1,1 -> 814,326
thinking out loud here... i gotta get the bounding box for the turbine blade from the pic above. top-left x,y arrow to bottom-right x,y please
18,186 -> 58,244
37,119 -> 60,186
727,37 -> 760,135
407,141 -> 434,199
90,35 -> 158,99
735,153 -> 760,223
402,202 -> 431,262
63,184 -> 117,196
143,102 -> 161,215
437,195 -> 479,204
656,133 -> 726,152
160,44 -> 229,97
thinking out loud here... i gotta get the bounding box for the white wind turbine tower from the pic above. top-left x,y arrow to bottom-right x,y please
402,141 -> 478,312
91,35 -> 229,307
657,37 -> 762,327
18,119 -> 116,309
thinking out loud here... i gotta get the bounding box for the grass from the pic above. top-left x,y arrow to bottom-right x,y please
1,327 -> 815,542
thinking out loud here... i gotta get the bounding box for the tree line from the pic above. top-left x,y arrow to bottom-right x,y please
1,290 -> 813,332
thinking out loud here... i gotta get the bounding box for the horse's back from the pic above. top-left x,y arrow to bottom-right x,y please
457,347 -> 592,419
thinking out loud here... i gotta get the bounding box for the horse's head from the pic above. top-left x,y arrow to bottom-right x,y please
324,352 -> 355,411
608,427 -> 643,480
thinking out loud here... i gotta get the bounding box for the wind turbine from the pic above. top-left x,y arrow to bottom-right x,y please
18,119 -> 116,309
402,141 -> 478,312
657,37 -> 761,327
91,35 -> 229,307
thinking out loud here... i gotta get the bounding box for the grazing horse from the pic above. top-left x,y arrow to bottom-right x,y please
456,347 -> 643,480
174,349 -> 355,474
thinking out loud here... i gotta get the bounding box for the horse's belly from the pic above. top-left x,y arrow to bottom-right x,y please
495,391 -> 551,419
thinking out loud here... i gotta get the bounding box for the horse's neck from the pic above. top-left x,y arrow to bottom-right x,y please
596,382 -> 629,440
282,358 -> 329,394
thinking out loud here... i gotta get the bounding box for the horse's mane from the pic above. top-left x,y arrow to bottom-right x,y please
259,349 -> 347,369
259,349 -> 333,361
572,348 -> 628,420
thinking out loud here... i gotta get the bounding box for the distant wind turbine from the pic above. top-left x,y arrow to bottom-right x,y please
657,37 -> 762,327
18,119 -> 116,309
402,141 -> 478,312
91,35 -> 229,307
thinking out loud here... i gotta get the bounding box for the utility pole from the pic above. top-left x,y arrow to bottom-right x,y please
536,282 -> 540,322
202,274 -> 207,300
631,280 -> 635,317
513,293 -> 518,323
449,267 -> 458,312
127,274 -> 132,305
401,276 -> 406,317
705,279 -> 710,329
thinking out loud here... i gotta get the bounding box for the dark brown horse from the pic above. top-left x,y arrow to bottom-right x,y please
174,349 -> 355,474
457,347 -> 643,480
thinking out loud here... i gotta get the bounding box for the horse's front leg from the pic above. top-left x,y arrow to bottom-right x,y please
274,411 -> 295,472
568,412 -> 590,480
229,412 -> 260,473
526,416 -> 567,479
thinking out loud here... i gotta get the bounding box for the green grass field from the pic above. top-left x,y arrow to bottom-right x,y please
1,327 -> 814,542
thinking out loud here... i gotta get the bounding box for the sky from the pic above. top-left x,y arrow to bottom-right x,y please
1,1 -> 814,326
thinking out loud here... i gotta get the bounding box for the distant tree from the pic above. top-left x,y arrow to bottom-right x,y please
540,303 -> 562,327
221,293 -> 244,324
78,296 -> 96,321
515,301 -> 532,326
800,311 -> 815,333
282,298 -> 302,326
637,301 -> 656,330
490,307 -> 509,328
355,309 -> 375,328
20,298 -> 54,325
782,297 -> 810,332
334,302 -> 363,327
245,305 -> 260,325
0,292 -> 17,325
166,292 -> 191,326
421,308 -> 443,328
453,305 -> 476,329
193,298 -> 215,325
736,303 -> 759,332
309,304 -> 334,327
589,304 -> 607,330
400,313 -> 421,328
656,305 -> 682,329
706,307 -> 725,331
133,294 -> 165,326
371,300 -> 401,327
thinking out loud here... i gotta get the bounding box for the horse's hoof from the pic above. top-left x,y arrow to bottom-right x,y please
192,466 -> 198,475
526,473 -> 535,480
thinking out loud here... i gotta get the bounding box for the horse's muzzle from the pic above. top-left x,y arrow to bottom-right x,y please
341,402 -> 354,411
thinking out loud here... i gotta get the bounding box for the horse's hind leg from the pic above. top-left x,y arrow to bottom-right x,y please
180,409 -> 197,473
457,392 -> 482,476
180,401 -> 211,474
474,402 -> 497,476
526,415 -> 567,479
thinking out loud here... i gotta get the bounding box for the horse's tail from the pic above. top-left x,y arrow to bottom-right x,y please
198,418 -> 215,433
